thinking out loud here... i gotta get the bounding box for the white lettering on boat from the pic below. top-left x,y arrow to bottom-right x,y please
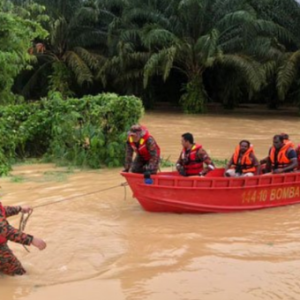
269,187 -> 300,201
242,187 -> 300,204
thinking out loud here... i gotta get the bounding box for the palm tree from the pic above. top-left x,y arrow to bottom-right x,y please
249,0 -> 300,105
99,0 -> 291,112
22,0 -> 108,98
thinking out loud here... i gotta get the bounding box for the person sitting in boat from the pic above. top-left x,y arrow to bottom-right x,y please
260,133 -> 294,173
224,140 -> 259,177
123,125 -> 160,174
281,132 -> 294,147
176,133 -> 215,176
264,135 -> 298,174
0,202 -> 46,276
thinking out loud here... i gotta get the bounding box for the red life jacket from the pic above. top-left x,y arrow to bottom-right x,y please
128,126 -> 160,161
182,144 -> 203,176
232,145 -> 256,173
295,144 -> 300,170
0,203 -> 7,244
270,143 -> 292,169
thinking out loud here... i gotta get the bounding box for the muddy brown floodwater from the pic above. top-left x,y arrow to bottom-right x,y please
2,112 -> 300,300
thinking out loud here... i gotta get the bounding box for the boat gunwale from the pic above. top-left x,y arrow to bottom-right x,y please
135,180 -> 300,190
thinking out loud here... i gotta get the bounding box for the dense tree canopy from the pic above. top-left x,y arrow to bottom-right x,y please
2,0 -> 300,112
0,0 -> 47,103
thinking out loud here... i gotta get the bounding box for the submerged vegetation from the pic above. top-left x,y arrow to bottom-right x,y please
0,92 -> 143,174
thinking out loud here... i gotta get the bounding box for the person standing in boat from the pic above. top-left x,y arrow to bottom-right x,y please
224,140 -> 259,177
0,202 -> 46,276
123,125 -> 160,174
176,133 -> 215,176
264,135 -> 298,174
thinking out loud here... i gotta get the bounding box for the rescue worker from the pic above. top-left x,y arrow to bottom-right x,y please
224,140 -> 259,177
264,135 -> 298,174
123,125 -> 160,174
176,133 -> 215,176
0,203 -> 46,276
260,133 -> 294,173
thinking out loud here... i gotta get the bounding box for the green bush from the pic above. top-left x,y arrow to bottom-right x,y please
0,92 -> 144,174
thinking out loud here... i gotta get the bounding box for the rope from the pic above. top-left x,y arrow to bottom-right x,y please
19,211 -> 32,253
18,182 -> 128,252
33,182 -> 128,209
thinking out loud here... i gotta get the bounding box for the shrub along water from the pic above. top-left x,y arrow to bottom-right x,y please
0,92 -> 144,175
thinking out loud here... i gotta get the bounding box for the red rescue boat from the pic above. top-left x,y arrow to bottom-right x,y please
121,168 -> 300,213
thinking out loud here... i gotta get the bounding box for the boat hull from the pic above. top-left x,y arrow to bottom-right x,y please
122,169 -> 300,213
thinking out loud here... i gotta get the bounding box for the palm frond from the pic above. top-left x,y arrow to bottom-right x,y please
252,20 -> 293,45
21,61 -> 53,96
141,26 -> 178,49
277,50 -> 300,101
64,50 -> 94,85
195,29 -> 220,64
216,10 -> 254,31
143,46 -> 176,87
73,47 -> 100,70
50,17 -> 68,50
261,60 -> 278,80
69,29 -> 108,48
222,54 -> 265,95
212,0 -> 248,23
119,29 -> 142,47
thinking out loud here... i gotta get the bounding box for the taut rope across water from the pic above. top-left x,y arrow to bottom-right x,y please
18,182 -> 128,251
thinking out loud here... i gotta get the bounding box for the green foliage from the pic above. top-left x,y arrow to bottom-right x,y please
21,0 -> 107,98
101,0 -> 293,112
160,157 -> 174,168
180,78 -> 208,113
49,62 -> 74,98
0,92 -> 143,171
0,0 -> 47,103
5,0 -> 300,112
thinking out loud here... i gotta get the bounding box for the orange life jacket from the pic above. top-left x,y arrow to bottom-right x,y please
284,139 -> 294,148
270,143 -> 292,169
232,145 -> 256,173
182,144 -> 203,176
295,144 -> 300,170
128,127 -> 160,161
0,203 -> 7,244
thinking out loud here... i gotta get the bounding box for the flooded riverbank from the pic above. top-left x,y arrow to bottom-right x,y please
2,112 -> 300,300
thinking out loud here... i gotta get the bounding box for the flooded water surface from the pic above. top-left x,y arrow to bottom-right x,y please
2,112 -> 300,300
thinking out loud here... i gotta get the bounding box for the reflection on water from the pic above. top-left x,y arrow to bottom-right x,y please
1,112 -> 300,300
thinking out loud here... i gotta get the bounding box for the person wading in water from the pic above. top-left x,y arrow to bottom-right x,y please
0,203 -> 46,276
